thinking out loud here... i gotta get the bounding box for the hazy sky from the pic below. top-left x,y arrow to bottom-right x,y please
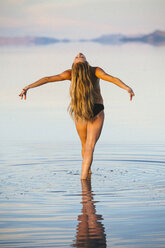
0,0 -> 164,39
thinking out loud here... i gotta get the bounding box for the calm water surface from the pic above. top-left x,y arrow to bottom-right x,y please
0,141 -> 165,247
0,42 -> 165,247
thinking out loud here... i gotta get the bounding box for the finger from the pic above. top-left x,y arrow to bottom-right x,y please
131,93 -> 134,100
130,94 -> 132,101
24,94 -> 26,100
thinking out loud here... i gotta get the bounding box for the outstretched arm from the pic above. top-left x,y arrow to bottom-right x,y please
95,67 -> 135,101
19,69 -> 71,100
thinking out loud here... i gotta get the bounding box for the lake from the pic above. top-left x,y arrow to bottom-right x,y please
0,42 -> 165,247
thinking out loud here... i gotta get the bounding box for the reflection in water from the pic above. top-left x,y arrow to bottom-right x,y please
72,177 -> 107,247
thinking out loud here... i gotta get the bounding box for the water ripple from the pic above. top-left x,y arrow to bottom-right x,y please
0,142 -> 165,247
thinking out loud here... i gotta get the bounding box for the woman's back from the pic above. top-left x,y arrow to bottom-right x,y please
89,66 -> 103,104
69,61 -> 103,121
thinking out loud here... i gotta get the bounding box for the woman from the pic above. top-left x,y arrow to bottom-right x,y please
19,52 -> 135,180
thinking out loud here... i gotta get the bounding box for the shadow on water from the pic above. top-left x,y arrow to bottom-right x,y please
71,177 -> 107,248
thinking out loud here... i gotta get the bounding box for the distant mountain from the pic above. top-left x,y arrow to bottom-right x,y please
0,30 -> 165,46
91,34 -> 125,44
88,30 -> 165,46
0,36 -> 70,46
121,30 -> 165,46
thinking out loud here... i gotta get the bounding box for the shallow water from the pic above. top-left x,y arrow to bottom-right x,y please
0,141 -> 165,247
1,41 -> 165,247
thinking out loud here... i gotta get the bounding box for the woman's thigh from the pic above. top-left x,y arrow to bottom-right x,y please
86,110 -> 105,145
74,117 -> 87,145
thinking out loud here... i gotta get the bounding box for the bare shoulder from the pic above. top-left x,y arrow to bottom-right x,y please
95,67 -> 106,77
60,69 -> 72,80
89,65 -> 101,76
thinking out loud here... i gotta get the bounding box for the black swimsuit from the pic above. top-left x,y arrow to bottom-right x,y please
92,104 -> 104,117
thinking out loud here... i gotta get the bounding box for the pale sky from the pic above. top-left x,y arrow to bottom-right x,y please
0,0 -> 165,39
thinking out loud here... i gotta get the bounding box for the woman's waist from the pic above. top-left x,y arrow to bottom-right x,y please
94,95 -> 103,105
94,101 -> 103,104
94,98 -> 104,105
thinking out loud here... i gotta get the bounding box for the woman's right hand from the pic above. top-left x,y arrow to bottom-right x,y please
128,88 -> 135,101
19,88 -> 28,100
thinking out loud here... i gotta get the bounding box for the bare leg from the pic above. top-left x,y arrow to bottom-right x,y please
75,111 -> 104,179
81,143 -> 92,174
75,117 -> 87,160
75,118 -> 93,176
81,111 -> 104,179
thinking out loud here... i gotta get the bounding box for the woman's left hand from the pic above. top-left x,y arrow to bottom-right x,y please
19,89 -> 28,100
128,88 -> 135,101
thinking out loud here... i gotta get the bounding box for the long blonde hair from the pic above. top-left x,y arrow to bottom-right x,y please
68,61 -> 95,121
